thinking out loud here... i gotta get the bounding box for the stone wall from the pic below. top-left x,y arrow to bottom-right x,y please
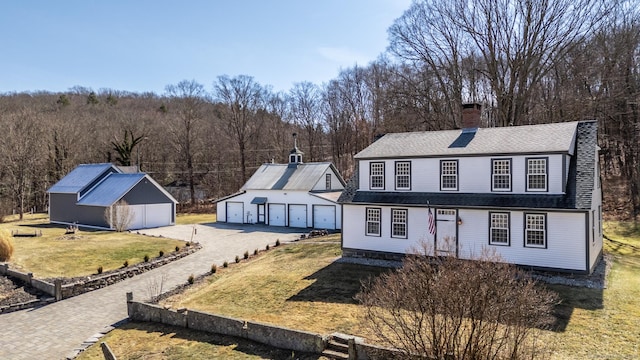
127,295 -> 399,359
0,244 -> 200,303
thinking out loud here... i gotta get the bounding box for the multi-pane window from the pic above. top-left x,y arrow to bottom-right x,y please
527,158 -> 547,191
370,162 -> 385,190
391,209 -> 408,238
366,208 -> 381,236
525,213 -> 546,248
325,173 -> 332,190
492,159 -> 511,191
489,212 -> 510,245
440,160 -> 458,190
395,161 -> 411,190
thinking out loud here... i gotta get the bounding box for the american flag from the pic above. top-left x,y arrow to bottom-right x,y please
428,207 -> 436,235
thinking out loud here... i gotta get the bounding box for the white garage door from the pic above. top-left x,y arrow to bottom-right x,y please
145,204 -> 173,228
288,204 -> 307,228
226,202 -> 244,223
122,204 -> 173,230
127,204 -> 145,230
313,205 -> 336,230
268,204 -> 286,226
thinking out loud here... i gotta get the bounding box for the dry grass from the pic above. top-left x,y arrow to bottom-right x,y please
0,214 -> 185,278
175,213 -> 216,225
78,222 -> 640,359
537,221 -> 640,359
161,234 -> 388,337
75,322 -> 326,360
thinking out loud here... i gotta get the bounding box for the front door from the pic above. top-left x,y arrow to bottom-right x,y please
435,209 -> 457,256
257,204 -> 265,223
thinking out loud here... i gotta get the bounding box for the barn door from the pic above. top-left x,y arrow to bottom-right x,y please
435,209 -> 458,256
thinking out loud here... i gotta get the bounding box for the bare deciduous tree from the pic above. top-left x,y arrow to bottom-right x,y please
213,75 -> 267,184
105,200 -> 134,232
357,245 -> 558,359
165,80 -> 208,205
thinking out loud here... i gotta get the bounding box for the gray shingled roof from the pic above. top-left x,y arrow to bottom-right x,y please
354,121 -> 579,159
341,121 -> 598,211
47,163 -> 117,194
241,162 -> 345,191
77,173 -> 146,206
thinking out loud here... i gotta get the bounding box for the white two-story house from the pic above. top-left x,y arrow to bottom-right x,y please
340,104 -> 602,274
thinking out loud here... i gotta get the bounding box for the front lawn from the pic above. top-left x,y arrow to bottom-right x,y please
1,214 -> 186,278
540,221 -> 640,359
78,222 -> 640,359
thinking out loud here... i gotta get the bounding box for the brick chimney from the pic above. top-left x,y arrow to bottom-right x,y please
462,103 -> 481,129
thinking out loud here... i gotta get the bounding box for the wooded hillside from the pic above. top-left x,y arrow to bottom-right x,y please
1,0 -> 638,219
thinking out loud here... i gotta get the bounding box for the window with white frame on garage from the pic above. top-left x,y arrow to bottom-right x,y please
366,208 -> 381,236
489,212 -> 510,245
492,159 -> 511,191
370,162 -> 385,189
525,213 -> 546,248
391,208 -> 408,238
325,173 -> 331,190
395,161 -> 411,190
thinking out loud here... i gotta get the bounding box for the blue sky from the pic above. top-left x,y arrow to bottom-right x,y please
0,1 -> 411,95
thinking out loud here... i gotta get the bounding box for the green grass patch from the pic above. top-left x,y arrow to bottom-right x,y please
176,213 -> 216,225
1,214 -> 186,278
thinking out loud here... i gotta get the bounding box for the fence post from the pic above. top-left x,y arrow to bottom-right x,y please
54,279 -> 62,301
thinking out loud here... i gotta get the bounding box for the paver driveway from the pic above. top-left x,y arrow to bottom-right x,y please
0,223 -> 304,360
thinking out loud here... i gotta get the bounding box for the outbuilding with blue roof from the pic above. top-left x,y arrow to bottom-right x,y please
48,163 -> 178,230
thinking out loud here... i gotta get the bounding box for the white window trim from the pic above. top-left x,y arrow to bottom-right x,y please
395,161 -> 411,190
489,212 -> 510,246
391,208 -> 408,239
370,162 -> 385,190
366,208 -> 381,237
524,213 -> 547,248
526,158 -> 548,192
440,160 -> 458,191
491,158 -> 512,192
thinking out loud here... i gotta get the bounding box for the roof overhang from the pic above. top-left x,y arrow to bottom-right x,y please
250,197 -> 268,204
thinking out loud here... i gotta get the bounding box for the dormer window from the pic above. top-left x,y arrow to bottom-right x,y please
526,158 -> 548,191
395,161 -> 411,190
492,158 -> 512,191
370,162 -> 385,190
440,160 -> 458,191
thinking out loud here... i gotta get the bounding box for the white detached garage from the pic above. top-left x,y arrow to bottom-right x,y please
216,143 -> 345,230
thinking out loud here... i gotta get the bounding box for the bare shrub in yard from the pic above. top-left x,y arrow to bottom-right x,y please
0,230 -> 14,261
104,200 -> 134,232
145,273 -> 168,302
357,244 -> 558,360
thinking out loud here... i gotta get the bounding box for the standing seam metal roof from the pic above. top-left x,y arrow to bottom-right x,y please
77,173 -> 146,206
47,163 -> 117,193
241,162 -> 340,191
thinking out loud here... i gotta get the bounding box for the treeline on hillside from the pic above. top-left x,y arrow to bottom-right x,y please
1,0 -> 639,219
